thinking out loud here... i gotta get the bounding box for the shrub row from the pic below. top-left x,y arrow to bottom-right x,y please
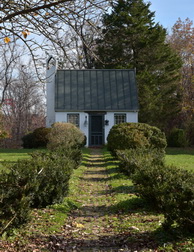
107,123 -> 194,230
131,151 -> 194,231
0,122 -> 84,235
114,140 -> 194,231
116,148 -> 164,175
0,148 -> 79,235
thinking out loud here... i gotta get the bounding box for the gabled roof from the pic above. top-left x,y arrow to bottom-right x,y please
55,69 -> 138,112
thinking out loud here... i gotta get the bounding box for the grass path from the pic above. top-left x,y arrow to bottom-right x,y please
48,148 -> 159,252
49,148 -> 125,251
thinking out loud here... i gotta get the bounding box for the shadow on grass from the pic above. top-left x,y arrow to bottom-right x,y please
110,197 -> 159,215
166,147 -> 194,155
63,192 -> 158,218
111,185 -> 135,194
48,224 -> 194,252
80,176 -> 110,182
84,169 -> 108,175
99,185 -> 135,196
48,231 -> 159,251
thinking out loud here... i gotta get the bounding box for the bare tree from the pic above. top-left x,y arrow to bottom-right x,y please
2,66 -> 45,146
0,0 -> 110,74
50,15 -> 102,69
0,42 -> 28,106
0,44 -> 45,146
168,18 -> 194,126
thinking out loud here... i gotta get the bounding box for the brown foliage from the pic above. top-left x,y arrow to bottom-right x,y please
168,18 -> 194,125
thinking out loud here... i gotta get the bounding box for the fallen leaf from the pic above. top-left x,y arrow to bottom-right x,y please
74,222 -> 84,228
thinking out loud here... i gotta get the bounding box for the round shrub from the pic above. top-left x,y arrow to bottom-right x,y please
33,127 -> 51,148
167,128 -> 188,147
22,132 -> 35,148
22,127 -> 51,148
47,122 -> 85,150
107,123 -> 167,155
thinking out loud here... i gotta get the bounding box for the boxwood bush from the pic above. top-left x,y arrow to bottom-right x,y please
0,159 -> 39,234
22,127 -> 51,148
30,150 -> 74,208
115,145 -> 194,231
21,132 -> 35,148
47,122 -> 85,150
116,148 -> 164,175
0,147 -> 81,234
107,123 -> 167,156
132,163 -> 194,231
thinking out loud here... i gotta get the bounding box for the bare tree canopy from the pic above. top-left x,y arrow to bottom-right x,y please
0,1 -> 109,72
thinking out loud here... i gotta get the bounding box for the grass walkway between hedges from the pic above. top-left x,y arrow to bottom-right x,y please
0,148 -> 193,251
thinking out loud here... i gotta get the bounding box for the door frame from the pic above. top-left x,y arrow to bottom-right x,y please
89,113 -> 105,147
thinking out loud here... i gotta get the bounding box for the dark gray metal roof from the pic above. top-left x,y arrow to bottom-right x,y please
55,69 -> 138,112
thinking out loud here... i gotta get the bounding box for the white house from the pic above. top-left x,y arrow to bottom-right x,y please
46,56 -> 139,147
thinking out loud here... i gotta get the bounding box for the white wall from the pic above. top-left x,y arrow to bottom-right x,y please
55,111 -> 138,147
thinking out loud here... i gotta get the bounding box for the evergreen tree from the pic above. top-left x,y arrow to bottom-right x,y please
95,0 -> 182,130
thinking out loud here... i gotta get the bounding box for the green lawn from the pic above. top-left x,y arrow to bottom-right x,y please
0,148 -> 42,171
0,148 -> 38,163
165,147 -> 194,172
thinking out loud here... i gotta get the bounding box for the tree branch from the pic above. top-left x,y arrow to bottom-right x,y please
0,0 -> 72,23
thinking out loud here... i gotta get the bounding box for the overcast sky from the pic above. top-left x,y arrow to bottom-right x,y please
147,0 -> 194,32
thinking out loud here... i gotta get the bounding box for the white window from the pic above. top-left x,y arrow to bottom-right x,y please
67,114 -> 79,127
114,113 -> 126,124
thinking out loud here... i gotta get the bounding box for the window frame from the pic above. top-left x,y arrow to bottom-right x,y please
114,113 -> 127,125
67,113 -> 80,127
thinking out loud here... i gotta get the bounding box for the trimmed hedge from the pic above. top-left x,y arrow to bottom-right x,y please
0,149 -> 78,234
132,162 -> 194,231
107,123 -> 167,156
29,150 -> 74,208
116,148 -> 194,231
116,148 -> 164,175
47,122 -> 85,150
0,121 -> 85,235
0,159 -> 39,234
